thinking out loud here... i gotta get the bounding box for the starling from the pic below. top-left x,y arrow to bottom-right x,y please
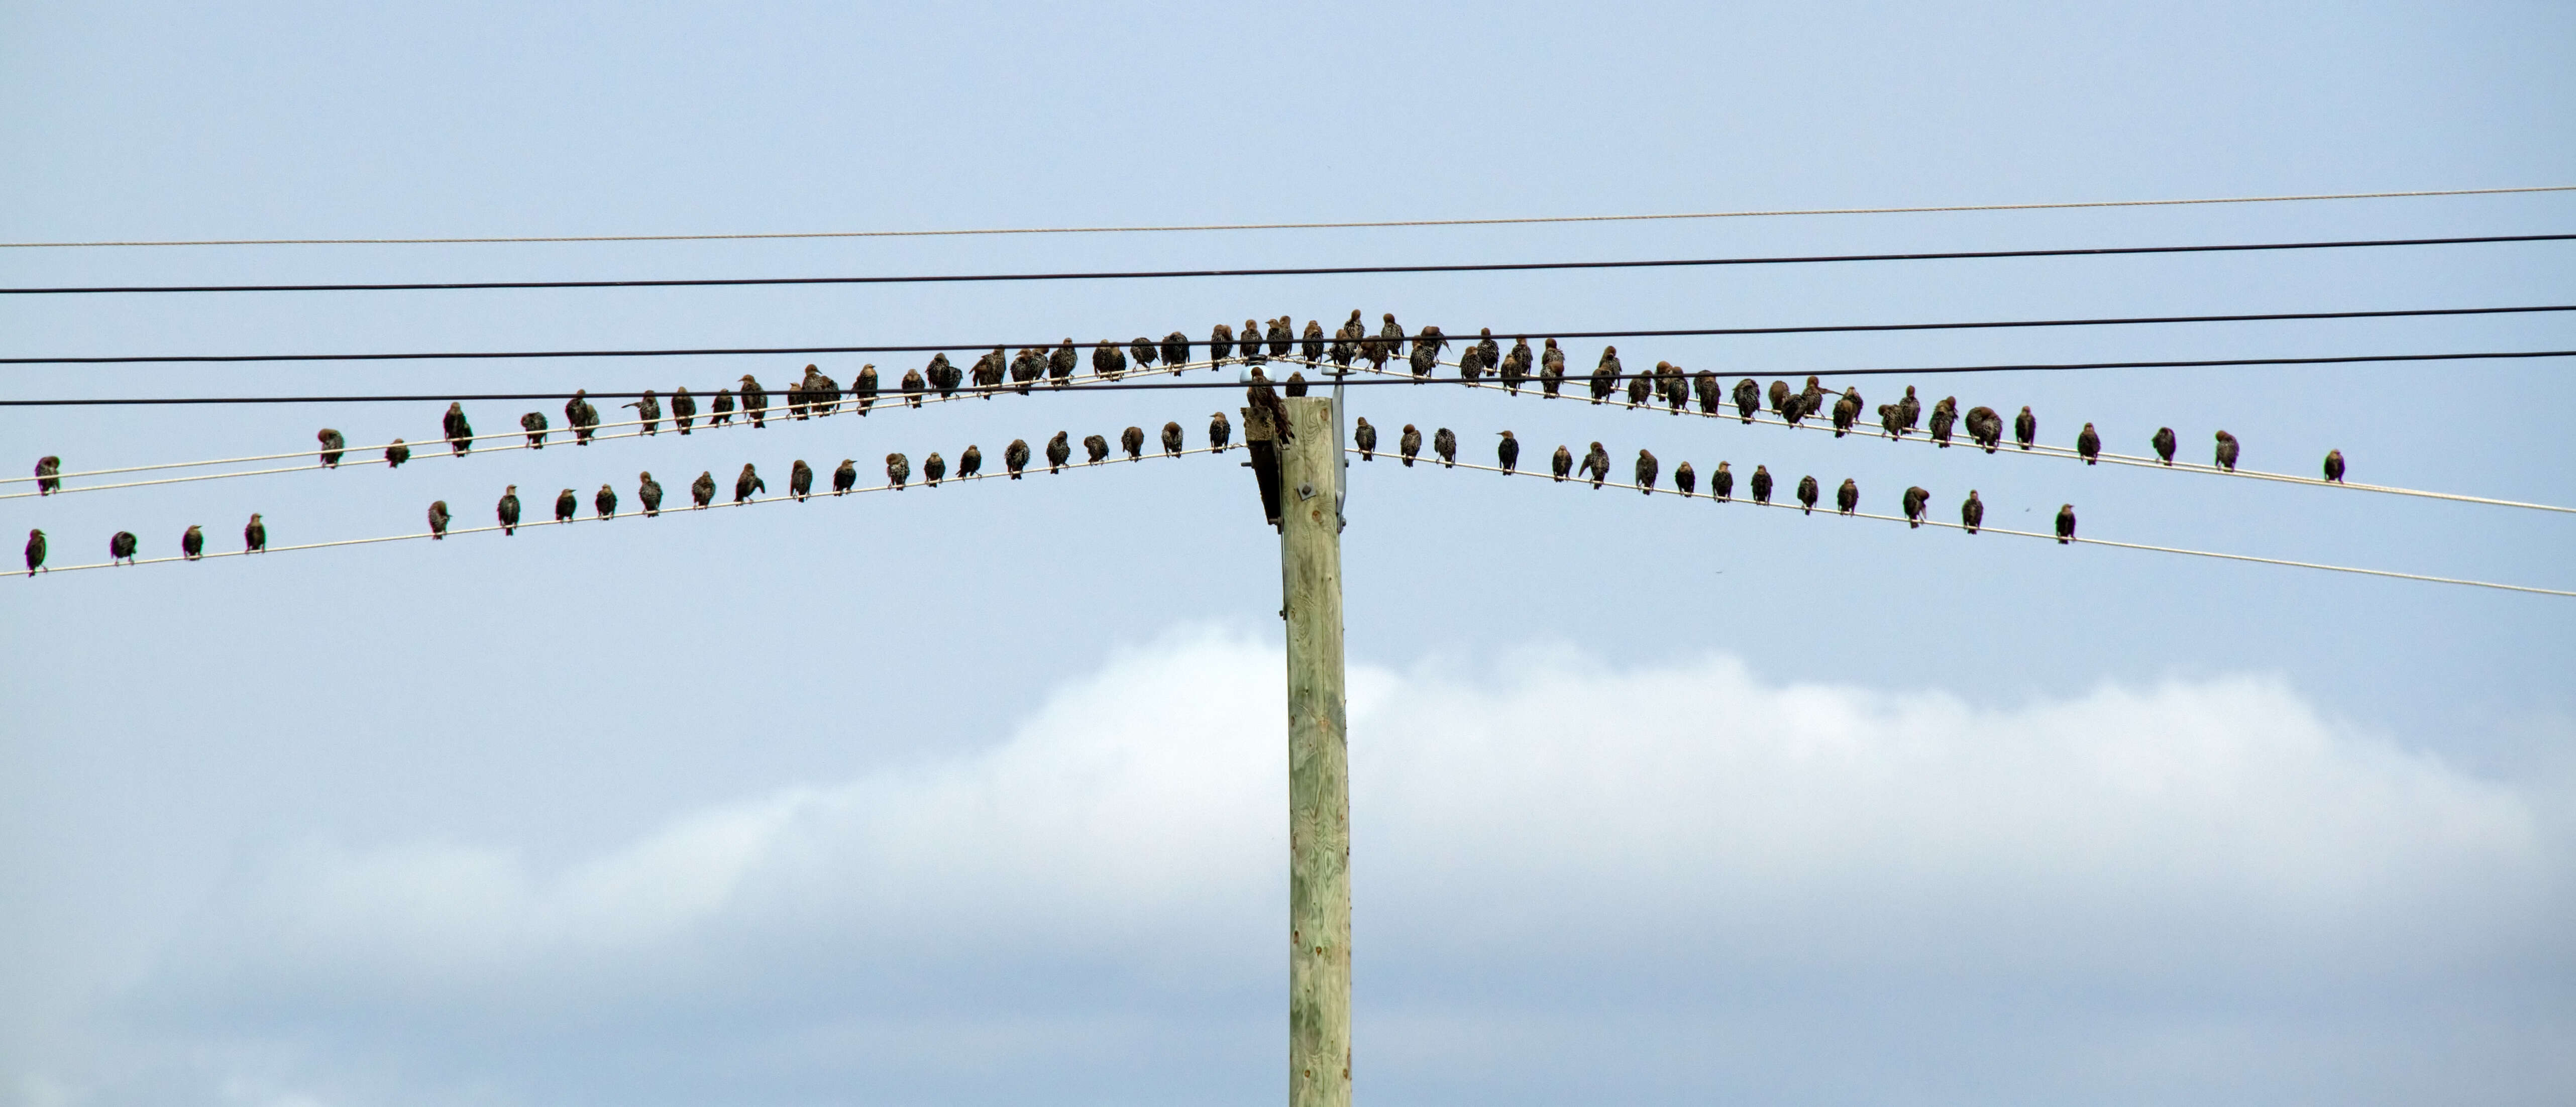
2077,422 -> 2101,465
1131,336 -> 1159,372
2015,405 -> 2037,451
1733,377 -> 1761,423
625,389 -> 662,433
735,463 -> 765,503
385,439 -> 410,468
1303,318 -> 1326,365
1374,313 -> 1404,371
1902,485 -> 1928,527
973,349 -> 1005,393
498,485 -> 522,535
1210,322 -> 1236,367
1354,417 -> 1377,460
1768,379 -> 1792,416
1583,442 -> 1611,489
1929,396 -> 1959,447
1675,460 -> 1696,497
567,389 -> 600,444
1551,445 -> 1573,482
244,513 -> 265,552
1590,346 -> 1621,403
1496,430 -> 1520,473
1694,369 -> 1721,416
554,487 -> 576,523
1285,371 -> 1309,397
1094,340 -> 1128,382
1050,340 -> 1078,386
692,471 -> 716,508
959,446 -> 983,478
673,386 -> 697,433
1897,386 -> 1921,435
1832,387 -> 1862,437
1796,474 -> 1819,515
1713,460 -> 1734,501
1241,319 -> 1268,366
521,410 -> 550,449
2151,426 -> 2177,465
1799,376 -> 1829,418
924,452 -> 947,486
1659,360 -> 1685,413
1780,388 -> 1811,427
1332,310 -> 1364,370
443,402 -> 474,455
1624,362 -> 1650,406
1009,348 -> 1042,394
1464,328 -> 1498,384
926,354 -> 958,397
1163,331 -> 1193,372
833,459 -> 857,494
1047,431 -> 1072,473
1408,325 -> 1445,378
596,483 -> 617,519
1006,438 -> 1032,478
1965,405 -> 2004,453
1161,421 -> 1184,456
1751,465 -> 1774,504
110,530 -> 138,564
317,428 -> 346,468
1433,427 -> 1457,468
2056,503 -> 2077,544
2214,430 -> 2240,472
712,388 -> 736,426
1836,477 -> 1858,515
24,528 -> 45,575
887,452 -> 911,489
812,368 -> 843,414
427,500 -> 451,539
787,367 -> 813,419
902,367 -> 926,408
1962,490 -> 1984,534
1879,403 -> 1903,439
790,459 -> 814,501
2324,449 -> 2345,483
1208,413 -> 1231,453
1266,316 -> 1292,360
639,472 -> 664,516
1399,424 -> 1422,467
182,524 -> 204,560
1635,449 -> 1659,494
1122,425 -> 1145,461
1501,337 -> 1532,394
1539,338 -> 1566,397
1247,367 -> 1293,442
739,375 -> 769,427
855,365 -> 881,412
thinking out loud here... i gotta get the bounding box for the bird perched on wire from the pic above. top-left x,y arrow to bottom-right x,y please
1268,316 -> 1294,360
25,528 -> 44,575
381,439 -> 408,469
831,459 -> 856,494
1582,442 -> 1612,489
1731,378 -> 1761,424
1432,427 -> 1457,468
1832,387 -> 1862,437
1237,320 -> 1266,366
1551,445 -> 1572,482
639,472 -> 664,516
1398,424 -> 1422,467
427,500 -> 451,539
1896,386 -> 1921,436
973,349 -> 1006,394
2077,422 -> 2101,465
1373,313 -> 1404,372
1285,371 -> 1309,397
1878,403 -> 1903,440
887,452 -> 911,489
814,367 -> 844,413
847,364 -> 877,414
554,487 -> 577,523
711,388 -> 737,426
1590,346 -> 1622,404
182,524 -> 204,561
1768,379 -> 1792,417
1796,474 -> 1819,514
738,375 -> 769,427
1750,465 -> 1772,504
1658,361 -> 1685,414
1961,490 -> 1983,534
785,369 -> 812,420
1095,340 -> 1128,381
691,471 -> 716,508
1130,337 -> 1159,374
1208,412 -> 1231,453
924,452 -> 948,487
1247,367 -> 1293,442
2015,406 -> 2037,451
1712,460 -> 1733,501
1798,376 -> 1829,418
498,485 -> 522,535
1464,328 -> 1498,384
244,513 -> 265,552
1929,396 -> 1959,447
1003,438 -> 1032,478
443,402 -> 474,455
1353,417 -> 1376,460
32,459 -> 61,496
1047,431 -> 1072,473
1675,461 -> 1696,497
1161,422 -> 1184,456
1121,425 -> 1145,461
1499,337 -> 1533,395
672,386 -> 697,433
2151,426 -> 2177,465
1635,449 -> 1659,494
1624,362 -> 1650,407
1049,340 -> 1078,386
1327,311 -> 1362,372
959,446 -> 983,478
1539,338 -> 1566,397
2214,430 -> 2241,472
596,484 -> 617,519
317,428 -> 346,468
1409,326 -> 1446,379
2323,449 -> 2345,483
1299,317 -> 1325,364
1210,322 -> 1236,368
625,389 -> 662,433
902,367 -> 926,409
108,531 -> 139,565
925,355 -> 956,398
520,411 -> 550,449
1693,369 -> 1721,416
790,460 -> 814,501
908,358 -> 940,402
1496,430 -> 1519,473
1902,486 -> 1928,527
1965,405 -> 2004,453
1836,478 -> 1858,515
1161,331 -> 1192,373
2056,504 -> 2077,544
735,463 -> 765,503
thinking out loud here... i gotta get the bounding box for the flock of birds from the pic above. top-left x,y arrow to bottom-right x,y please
19,310 -> 2355,574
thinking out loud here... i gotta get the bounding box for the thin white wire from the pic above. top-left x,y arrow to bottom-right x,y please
7,185 -> 2568,248
1372,448 -> 2575,598
15,442 -> 1231,575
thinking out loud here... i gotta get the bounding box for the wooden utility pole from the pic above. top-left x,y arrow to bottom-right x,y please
1252,395 -> 1351,1107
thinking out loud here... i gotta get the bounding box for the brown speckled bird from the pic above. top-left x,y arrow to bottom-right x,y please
886,453 -> 910,489
520,410 -> 550,449
317,428 -> 345,468
1634,449 -> 1658,494
1399,424 -> 1422,467
735,463 -> 765,503
1965,405 -> 2004,453
385,439 -> 410,468
1208,411 -> 1232,453
638,472 -> 663,515
570,388 -> 605,440
855,365 -> 881,412
1929,396 -> 1959,447
1005,438 -> 1031,478
1590,347 -> 1621,404
1501,337 -> 1532,395
2056,503 -> 2077,544
2015,405 -> 2037,451
1539,338 -> 1566,397
1675,461 -> 1696,497
1796,474 -> 1819,515
1354,417 -> 1376,460
925,452 -> 948,486
1161,422 -> 1184,456
1751,465 -> 1773,504
1551,445 -> 1572,482
2077,422 -> 2101,465
498,485 -> 522,534
554,487 -> 576,523
672,386 -> 697,433
1733,377 -> 1761,423
692,471 -> 716,508
1433,427 -> 1457,468
1903,485 -> 1929,527
790,460 -> 814,501
182,524 -> 204,560
1496,430 -> 1519,473
958,447 -> 982,478
1302,317 -> 1325,363
832,459 -> 857,495
2214,430 -> 2240,472
738,375 -> 768,427
595,483 -> 617,519
428,500 -> 451,539
1582,442 -> 1611,489
1046,431 -> 1071,473
2323,449 -> 2345,483
2152,426 -> 2177,465
1162,331 -> 1192,372
1962,490 -> 1983,534
244,513 -> 265,551
1836,478 -> 1858,515
902,367 -> 926,408
1712,461 -> 1733,501
1122,425 -> 1145,461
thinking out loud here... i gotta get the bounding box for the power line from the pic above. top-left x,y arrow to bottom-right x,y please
7,234 -> 2569,296
6,185 -> 2570,249
10,303 -> 2569,366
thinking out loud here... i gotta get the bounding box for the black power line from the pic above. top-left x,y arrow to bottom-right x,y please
3,234 -> 2569,296
7,350 -> 2570,405
5,304 -> 2569,366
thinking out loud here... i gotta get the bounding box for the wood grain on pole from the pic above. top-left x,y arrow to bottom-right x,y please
1280,396 -> 1351,1107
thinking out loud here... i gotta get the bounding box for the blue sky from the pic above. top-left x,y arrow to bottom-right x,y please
3,3 -> 2572,1104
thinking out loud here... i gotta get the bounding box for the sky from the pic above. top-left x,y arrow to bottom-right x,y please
1,2 -> 2572,1104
